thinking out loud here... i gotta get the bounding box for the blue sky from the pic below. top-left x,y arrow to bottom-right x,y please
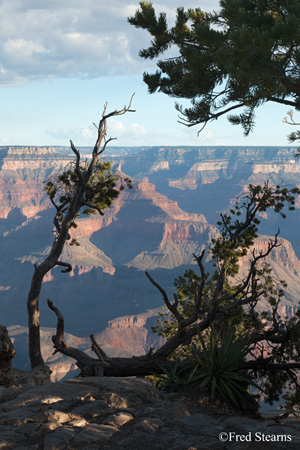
0,0 -> 297,147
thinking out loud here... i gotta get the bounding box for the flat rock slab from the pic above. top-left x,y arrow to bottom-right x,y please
178,413 -> 223,437
2,376 -> 300,450
66,377 -> 158,407
103,412 -> 134,427
134,417 -> 163,433
1,382 -> 100,411
71,424 -> 118,447
43,428 -> 76,450
72,399 -> 111,417
222,416 -> 266,434
0,430 -> 26,449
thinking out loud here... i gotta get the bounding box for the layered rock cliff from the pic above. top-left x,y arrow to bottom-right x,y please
0,146 -> 71,218
1,145 -> 300,377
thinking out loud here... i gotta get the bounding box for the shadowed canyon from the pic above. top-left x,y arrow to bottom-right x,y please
1,146 -> 300,380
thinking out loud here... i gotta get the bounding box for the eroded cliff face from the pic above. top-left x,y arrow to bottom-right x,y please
132,180 -> 206,222
252,160 -> 300,174
169,159 -> 300,189
238,236 -> 300,309
0,146 -> 71,218
1,146 -> 300,375
0,147 -> 219,343
169,161 -> 229,188
117,146 -> 300,192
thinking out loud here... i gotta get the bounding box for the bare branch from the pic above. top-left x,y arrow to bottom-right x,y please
173,292 -> 179,308
98,137 -> 117,156
55,261 -> 72,273
92,123 -> 118,154
197,122 -> 208,136
192,250 -> 207,312
69,140 -> 84,183
283,109 -> 300,125
90,334 -> 110,363
47,299 -> 100,371
47,299 -> 64,345
223,233 -> 281,303
93,94 -> 136,157
49,196 -> 60,212
145,271 -> 184,326
102,93 -> 136,121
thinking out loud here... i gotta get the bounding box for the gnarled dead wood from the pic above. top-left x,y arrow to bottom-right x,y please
47,299 -> 195,377
47,295 -> 300,379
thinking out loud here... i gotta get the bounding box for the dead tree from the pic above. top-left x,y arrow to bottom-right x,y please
27,96 -> 135,368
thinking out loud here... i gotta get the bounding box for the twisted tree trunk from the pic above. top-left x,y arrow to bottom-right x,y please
27,97 -> 135,368
27,207 -> 77,367
47,296 -> 300,379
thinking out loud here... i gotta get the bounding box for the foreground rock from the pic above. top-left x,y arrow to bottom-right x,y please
0,376 -> 300,449
0,325 -> 16,386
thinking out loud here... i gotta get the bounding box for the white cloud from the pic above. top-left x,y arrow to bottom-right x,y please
46,126 -> 95,143
108,119 -> 147,138
3,39 -> 46,56
46,120 -> 152,146
0,0 -> 220,84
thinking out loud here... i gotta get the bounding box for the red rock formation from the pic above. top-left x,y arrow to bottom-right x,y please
0,146 -> 71,218
95,311 -> 164,356
161,222 -> 209,243
135,180 -> 206,223
238,236 -> 300,310
2,145 -> 300,377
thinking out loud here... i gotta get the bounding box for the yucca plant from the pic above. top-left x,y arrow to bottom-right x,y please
188,327 -> 260,412
153,361 -> 188,391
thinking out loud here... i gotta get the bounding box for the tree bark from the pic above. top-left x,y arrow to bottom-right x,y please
48,298 -> 300,379
27,269 -> 45,367
27,97 -> 135,369
27,205 -> 79,367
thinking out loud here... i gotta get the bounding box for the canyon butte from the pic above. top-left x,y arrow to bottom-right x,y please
1,145 -> 300,380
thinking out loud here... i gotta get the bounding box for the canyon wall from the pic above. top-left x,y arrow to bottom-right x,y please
0,145 -> 300,376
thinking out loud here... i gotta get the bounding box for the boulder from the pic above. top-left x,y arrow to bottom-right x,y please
12,365 -> 51,386
0,375 -> 300,449
0,325 -> 16,386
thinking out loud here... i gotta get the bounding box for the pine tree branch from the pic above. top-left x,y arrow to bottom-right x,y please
82,202 -> 104,216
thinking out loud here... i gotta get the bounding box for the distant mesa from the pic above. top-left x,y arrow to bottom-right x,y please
0,145 -> 300,375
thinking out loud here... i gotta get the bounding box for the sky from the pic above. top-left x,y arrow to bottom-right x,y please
0,0 -> 297,147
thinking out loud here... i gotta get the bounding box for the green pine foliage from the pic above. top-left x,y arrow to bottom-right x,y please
129,0 -> 300,135
150,182 -> 300,409
44,160 -> 132,242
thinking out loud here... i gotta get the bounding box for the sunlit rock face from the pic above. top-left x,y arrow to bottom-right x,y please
1,145 -> 300,375
0,146 -> 72,218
